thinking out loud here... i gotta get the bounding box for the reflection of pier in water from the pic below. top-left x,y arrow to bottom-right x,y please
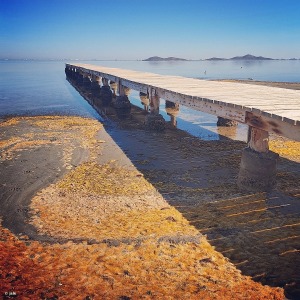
67,74 -> 180,131
65,64 -> 300,192
66,71 -> 235,141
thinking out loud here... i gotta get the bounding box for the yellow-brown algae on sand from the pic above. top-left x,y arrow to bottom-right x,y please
0,115 -> 288,299
0,221 -> 284,299
0,117 -> 20,127
57,161 -> 153,196
269,138 -> 300,162
30,160 -> 175,240
28,115 -> 103,162
0,116 -> 103,166
30,195 -> 196,240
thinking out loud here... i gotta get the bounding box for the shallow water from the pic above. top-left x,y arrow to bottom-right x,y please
1,60 -> 299,141
0,61 -> 100,119
87,59 -> 300,82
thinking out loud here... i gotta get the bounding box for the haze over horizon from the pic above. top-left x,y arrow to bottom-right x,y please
1,0 -> 300,60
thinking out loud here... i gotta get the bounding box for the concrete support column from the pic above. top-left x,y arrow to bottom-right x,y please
109,81 -> 118,106
72,68 -> 76,78
73,69 -> 78,81
76,71 -> 84,86
165,100 -> 179,127
115,82 -> 131,109
115,82 -> 131,118
149,94 -> 160,114
91,75 -> 101,94
145,89 -> 166,131
217,116 -> 238,127
100,77 -> 113,108
83,73 -> 91,88
65,65 -> 71,77
102,78 -> 109,86
117,82 -> 131,97
247,126 -> 269,153
110,81 -> 117,96
69,67 -> 75,79
237,126 -> 278,191
139,92 -> 149,113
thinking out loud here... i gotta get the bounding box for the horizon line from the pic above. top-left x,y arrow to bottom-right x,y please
1,55 -> 300,61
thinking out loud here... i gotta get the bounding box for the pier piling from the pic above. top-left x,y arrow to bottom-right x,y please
166,100 -> 180,127
238,127 -> 278,191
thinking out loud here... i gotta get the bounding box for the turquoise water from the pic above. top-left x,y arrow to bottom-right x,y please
1,60 -> 299,140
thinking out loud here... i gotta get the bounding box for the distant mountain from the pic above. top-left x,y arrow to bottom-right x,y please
143,56 -> 187,61
205,57 -> 226,61
230,54 -> 273,60
205,54 -> 274,61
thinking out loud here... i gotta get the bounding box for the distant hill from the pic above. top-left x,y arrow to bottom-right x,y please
143,56 -> 187,61
230,54 -> 273,60
143,54 -> 299,62
205,54 -> 274,61
205,57 -> 226,61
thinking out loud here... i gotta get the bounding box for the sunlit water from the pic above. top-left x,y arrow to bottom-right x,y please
1,60 -> 299,141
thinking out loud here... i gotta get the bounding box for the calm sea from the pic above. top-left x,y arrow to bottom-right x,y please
1,60 -> 299,141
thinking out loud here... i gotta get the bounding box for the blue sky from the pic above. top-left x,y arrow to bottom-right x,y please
0,0 -> 299,60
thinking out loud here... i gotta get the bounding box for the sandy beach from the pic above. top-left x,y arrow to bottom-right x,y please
0,80 -> 299,299
2,0 -> 300,297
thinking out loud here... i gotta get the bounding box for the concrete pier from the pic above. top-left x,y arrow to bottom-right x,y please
65,64 -> 300,191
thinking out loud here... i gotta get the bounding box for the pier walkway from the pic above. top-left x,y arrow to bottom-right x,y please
65,63 -> 300,191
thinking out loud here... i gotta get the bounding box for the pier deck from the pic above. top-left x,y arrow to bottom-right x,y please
67,63 -> 300,142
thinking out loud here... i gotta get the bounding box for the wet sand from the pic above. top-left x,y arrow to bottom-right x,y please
0,78 -> 299,298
